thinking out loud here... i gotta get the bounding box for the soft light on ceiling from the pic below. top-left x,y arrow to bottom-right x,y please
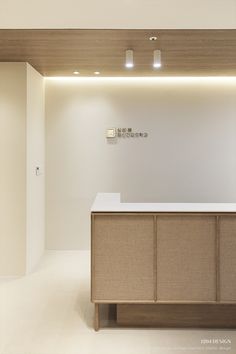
46,77 -> 236,83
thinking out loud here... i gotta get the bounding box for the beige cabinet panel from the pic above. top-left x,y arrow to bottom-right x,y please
219,216 -> 236,301
92,215 -> 155,302
156,216 -> 216,301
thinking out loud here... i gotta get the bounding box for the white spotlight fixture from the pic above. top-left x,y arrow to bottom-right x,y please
125,49 -> 134,68
94,71 -> 100,75
153,49 -> 161,68
73,71 -> 80,75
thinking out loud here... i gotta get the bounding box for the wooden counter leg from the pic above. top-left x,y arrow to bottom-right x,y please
94,303 -> 100,331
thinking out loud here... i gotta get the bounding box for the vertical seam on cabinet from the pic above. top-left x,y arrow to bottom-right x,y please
154,215 -> 157,302
216,215 -> 220,302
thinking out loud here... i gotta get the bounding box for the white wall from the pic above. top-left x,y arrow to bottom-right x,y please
45,77 -> 236,250
0,63 -> 45,276
0,63 -> 27,276
26,64 -> 45,273
0,0 -> 235,29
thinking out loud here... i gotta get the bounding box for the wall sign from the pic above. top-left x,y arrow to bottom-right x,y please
106,128 -> 148,139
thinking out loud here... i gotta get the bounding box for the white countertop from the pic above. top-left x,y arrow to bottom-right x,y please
91,193 -> 236,213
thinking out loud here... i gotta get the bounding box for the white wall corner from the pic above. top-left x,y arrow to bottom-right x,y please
26,64 -> 45,273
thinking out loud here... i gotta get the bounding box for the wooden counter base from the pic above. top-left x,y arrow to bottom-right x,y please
117,304 -> 236,328
91,202 -> 236,330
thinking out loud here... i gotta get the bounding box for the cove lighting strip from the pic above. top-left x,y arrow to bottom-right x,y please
45,77 -> 236,82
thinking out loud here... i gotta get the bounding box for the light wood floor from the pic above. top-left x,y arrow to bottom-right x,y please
0,251 -> 235,354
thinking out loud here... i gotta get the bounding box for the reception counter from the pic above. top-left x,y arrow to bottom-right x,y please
91,193 -> 236,330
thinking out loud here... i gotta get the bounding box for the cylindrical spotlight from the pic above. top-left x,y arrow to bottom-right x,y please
153,49 -> 161,68
125,49 -> 134,68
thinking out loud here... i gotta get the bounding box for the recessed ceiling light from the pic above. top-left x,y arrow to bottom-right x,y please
149,36 -> 157,41
94,71 -> 100,75
73,71 -> 80,75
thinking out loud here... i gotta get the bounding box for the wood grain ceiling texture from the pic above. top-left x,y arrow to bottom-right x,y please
0,29 -> 236,76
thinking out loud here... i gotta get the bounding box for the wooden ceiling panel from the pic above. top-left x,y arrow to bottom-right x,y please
0,29 -> 236,76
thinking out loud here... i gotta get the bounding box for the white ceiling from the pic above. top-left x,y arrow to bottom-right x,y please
0,0 -> 235,29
